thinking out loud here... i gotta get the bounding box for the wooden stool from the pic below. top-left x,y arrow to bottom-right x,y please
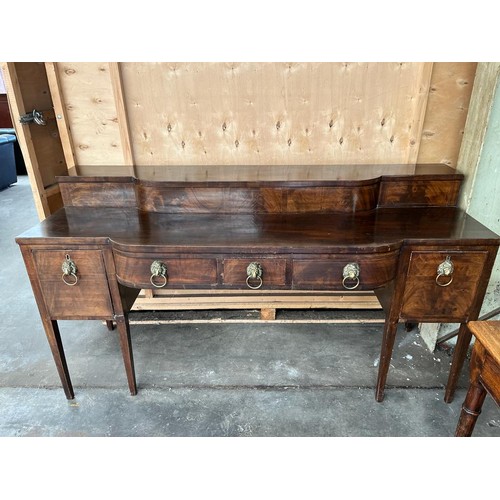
455,321 -> 500,436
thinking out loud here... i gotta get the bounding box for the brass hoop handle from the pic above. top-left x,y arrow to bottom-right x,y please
342,262 -> 360,290
436,274 -> 453,287
246,275 -> 263,290
61,254 -> 78,286
342,275 -> 360,290
150,260 -> 168,288
62,272 -> 78,286
150,274 -> 168,288
246,262 -> 263,290
436,256 -> 454,287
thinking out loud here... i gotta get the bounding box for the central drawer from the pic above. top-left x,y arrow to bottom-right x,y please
222,258 -> 288,288
292,251 -> 399,290
113,250 -> 218,288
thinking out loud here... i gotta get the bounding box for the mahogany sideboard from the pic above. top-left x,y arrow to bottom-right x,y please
15,164 -> 500,402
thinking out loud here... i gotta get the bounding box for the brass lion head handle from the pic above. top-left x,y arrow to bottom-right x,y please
246,262 -> 263,289
436,255 -> 454,287
342,263 -> 360,290
61,254 -> 78,286
150,260 -> 168,288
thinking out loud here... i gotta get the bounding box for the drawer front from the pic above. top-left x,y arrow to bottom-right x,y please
400,250 -> 488,321
292,251 -> 399,290
114,251 -> 217,288
33,249 -> 113,318
222,258 -> 288,288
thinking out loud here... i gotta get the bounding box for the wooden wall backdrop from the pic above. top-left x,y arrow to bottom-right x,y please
417,62 -> 478,166
46,62 -> 476,178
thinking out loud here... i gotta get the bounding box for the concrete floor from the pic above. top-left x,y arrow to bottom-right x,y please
1,176 -> 499,437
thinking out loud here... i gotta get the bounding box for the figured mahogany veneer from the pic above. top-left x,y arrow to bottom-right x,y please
16,164 -> 500,405
401,250 -> 489,322
292,251 -> 399,290
32,248 -> 114,319
114,250 -> 218,289
58,164 -> 464,213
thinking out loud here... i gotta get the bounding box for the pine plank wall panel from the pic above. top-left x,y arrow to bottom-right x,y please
56,62 -> 125,166
417,62 -> 478,166
48,62 -> 479,176
120,62 -> 432,168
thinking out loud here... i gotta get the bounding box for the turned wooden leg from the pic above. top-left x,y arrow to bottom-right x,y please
444,323 -> 472,403
106,320 -> 115,331
455,381 -> 487,436
42,319 -> 74,400
376,320 -> 399,402
115,314 -> 137,395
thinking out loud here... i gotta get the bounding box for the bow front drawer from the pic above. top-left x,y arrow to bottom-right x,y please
292,251 -> 399,290
113,249 -> 217,288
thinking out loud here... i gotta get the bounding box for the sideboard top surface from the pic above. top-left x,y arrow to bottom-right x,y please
16,206 -> 500,252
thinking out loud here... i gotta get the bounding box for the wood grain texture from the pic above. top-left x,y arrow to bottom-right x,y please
56,62 -> 124,165
122,62 -> 433,166
468,321 -> 500,367
136,182 -> 381,214
59,178 -> 136,207
32,248 -> 114,318
292,252 -> 399,290
223,258 -> 288,287
113,252 -> 218,288
55,62 -> 436,168
108,63 -> 135,174
56,165 -> 463,213
132,289 -> 383,311
378,179 -> 462,207
400,250 -> 488,322
45,62 -> 77,172
417,62 -> 477,167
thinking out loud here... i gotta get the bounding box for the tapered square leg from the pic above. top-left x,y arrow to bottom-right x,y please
115,315 -> 137,395
376,320 -> 399,402
42,319 -> 74,400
